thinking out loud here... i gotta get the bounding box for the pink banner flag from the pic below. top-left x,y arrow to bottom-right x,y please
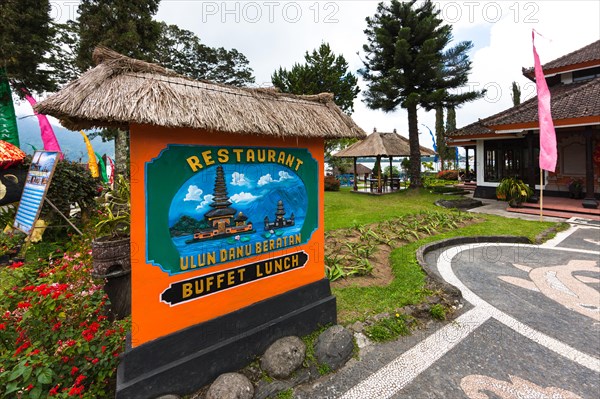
532,30 -> 557,172
23,91 -> 63,159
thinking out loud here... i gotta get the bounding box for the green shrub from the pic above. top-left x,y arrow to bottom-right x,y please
496,178 -> 533,205
0,243 -> 128,398
364,314 -> 411,342
44,160 -> 101,220
324,175 -> 340,191
429,304 -> 447,320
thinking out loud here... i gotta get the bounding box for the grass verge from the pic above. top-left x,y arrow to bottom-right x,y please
326,189 -> 563,324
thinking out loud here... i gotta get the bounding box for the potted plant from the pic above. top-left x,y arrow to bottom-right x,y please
93,175 -> 131,319
0,231 -> 24,265
496,177 -> 533,207
568,179 -> 584,199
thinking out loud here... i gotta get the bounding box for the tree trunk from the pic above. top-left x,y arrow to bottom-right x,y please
115,129 -> 130,178
407,103 -> 422,188
435,106 -> 445,171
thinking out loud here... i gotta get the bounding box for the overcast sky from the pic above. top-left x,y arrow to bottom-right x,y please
17,0 -> 600,150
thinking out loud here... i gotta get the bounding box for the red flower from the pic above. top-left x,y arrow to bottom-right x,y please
17,301 -> 31,309
61,356 -> 70,363
0,323 -> 6,330
68,385 -> 84,396
25,384 -> 34,391
52,322 -> 61,331
29,349 -> 40,356
8,261 -> 24,269
14,341 -> 31,356
70,366 -> 79,376
101,346 -> 107,353
49,385 -> 60,396
91,358 -> 99,364
66,339 -> 76,347
74,374 -> 86,385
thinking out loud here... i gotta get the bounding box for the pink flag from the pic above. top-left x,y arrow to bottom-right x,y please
532,30 -> 557,172
23,91 -> 63,159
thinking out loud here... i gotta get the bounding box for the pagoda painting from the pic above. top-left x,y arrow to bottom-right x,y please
186,165 -> 254,243
264,200 -> 295,230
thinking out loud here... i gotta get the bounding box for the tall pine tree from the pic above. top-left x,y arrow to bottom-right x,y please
361,0 -> 480,187
272,43 -> 360,170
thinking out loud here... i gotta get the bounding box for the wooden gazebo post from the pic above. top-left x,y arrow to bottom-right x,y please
389,156 -> 393,191
376,155 -> 382,193
353,157 -> 358,191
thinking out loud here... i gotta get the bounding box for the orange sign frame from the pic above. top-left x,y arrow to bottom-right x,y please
129,124 -> 325,346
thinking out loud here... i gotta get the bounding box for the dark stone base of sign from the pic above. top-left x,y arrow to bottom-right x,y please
115,279 -> 337,399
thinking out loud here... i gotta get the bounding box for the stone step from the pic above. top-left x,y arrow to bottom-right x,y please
507,206 -> 600,221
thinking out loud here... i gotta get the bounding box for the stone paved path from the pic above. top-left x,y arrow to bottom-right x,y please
296,225 -> 600,398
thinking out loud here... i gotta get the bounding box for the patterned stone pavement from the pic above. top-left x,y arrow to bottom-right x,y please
295,225 -> 600,399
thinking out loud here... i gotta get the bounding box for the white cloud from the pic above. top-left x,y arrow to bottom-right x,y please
231,172 -> 251,186
196,194 -> 214,210
278,171 -> 292,181
257,173 -> 274,186
231,192 -> 258,203
258,171 -> 295,186
184,185 -> 203,201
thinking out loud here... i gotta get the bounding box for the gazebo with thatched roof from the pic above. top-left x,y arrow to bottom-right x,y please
334,129 -> 436,193
36,47 -> 366,399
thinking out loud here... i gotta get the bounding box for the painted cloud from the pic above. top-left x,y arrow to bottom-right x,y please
231,172 -> 251,186
184,185 -> 203,201
230,192 -> 259,203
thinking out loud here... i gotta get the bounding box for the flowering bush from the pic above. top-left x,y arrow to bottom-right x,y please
324,175 -> 341,191
0,243 -> 128,398
0,231 -> 25,258
436,170 -> 459,180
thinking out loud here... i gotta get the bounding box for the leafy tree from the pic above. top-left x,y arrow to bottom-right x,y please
0,0 -> 56,94
75,0 -> 161,71
271,43 -> 360,168
383,165 -> 401,176
360,0 -> 480,188
511,81 -> 521,106
154,22 -> 254,86
72,0 -> 162,177
272,43 -> 359,113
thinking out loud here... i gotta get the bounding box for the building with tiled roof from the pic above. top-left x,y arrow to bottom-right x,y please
448,40 -> 600,207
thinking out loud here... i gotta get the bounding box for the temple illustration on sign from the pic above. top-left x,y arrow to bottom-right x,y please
264,200 -> 295,230
174,164 -> 302,250
186,166 -> 255,243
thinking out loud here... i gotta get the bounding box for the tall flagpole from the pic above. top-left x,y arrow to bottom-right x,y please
532,29 -> 557,221
540,170 -> 543,221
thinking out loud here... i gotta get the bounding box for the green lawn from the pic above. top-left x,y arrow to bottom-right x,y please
324,188 -> 565,323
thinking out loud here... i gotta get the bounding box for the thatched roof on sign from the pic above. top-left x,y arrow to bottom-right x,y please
35,47 -> 366,139
334,131 -> 435,158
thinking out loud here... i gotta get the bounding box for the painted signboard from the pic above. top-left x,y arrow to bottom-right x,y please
130,126 -> 327,346
13,151 -> 60,235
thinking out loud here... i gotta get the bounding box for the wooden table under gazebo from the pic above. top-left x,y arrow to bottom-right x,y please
334,129 -> 436,194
